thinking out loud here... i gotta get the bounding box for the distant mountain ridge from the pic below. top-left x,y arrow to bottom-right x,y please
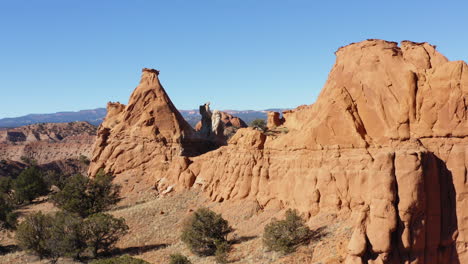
0,108 -> 287,128
0,108 -> 107,127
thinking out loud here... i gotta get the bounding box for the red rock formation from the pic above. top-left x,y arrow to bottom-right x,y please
194,105 -> 248,132
0,122 -> 96,164
267,111 -> 284,129
89,40 -> 468,263
88,68 -> 212,196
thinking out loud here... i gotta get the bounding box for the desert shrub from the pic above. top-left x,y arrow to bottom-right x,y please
87,170 -> 121,214
181,208 -> 232,256
79,154 -> 91,165
263,209 -> 311,254
16,211 -> 87,261
16,211 -> 52,259
0,177 -> 13,195
0,194 -> 17,230
51,174 -> 90,216
16,211 -> 128,261
46,211 -> 87,260
83,213 -> 129,257
20,156 -> 37,166
90,255 -> 150,264
169,253 -> 192,264
52,170 -> 121,217
13,166 -> 48,204
43,170 -> 68,190
214,240 -> 229,263
249,119 -> 267,131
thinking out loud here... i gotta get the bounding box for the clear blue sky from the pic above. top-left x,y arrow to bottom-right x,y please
1,0 -> 467,118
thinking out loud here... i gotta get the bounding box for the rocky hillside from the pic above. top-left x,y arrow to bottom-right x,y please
0,121 -> 96,164
88,39 -> 467,264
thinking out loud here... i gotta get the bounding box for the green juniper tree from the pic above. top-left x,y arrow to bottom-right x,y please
263,209 -> 311,254
181,208 -> 232,257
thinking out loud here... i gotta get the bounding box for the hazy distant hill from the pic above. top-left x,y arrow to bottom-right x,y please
0,108 -> 287,128
0,108 -> 107,127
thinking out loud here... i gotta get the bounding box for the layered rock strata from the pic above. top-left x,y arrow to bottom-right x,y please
0,122 -> 96,164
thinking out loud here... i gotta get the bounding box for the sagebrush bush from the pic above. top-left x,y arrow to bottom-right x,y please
169,253 -> 192,264
181,208 -> 232,256
90,255 -> 150,264
263,209 -> 311,254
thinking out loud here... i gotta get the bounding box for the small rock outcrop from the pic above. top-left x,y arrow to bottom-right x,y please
267,111 -> 285,129
195,102 -> 248,143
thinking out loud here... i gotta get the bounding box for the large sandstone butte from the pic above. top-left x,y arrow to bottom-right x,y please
89,40 -> 467,263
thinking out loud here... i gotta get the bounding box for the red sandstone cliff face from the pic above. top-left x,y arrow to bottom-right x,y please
0,122 -> 96,164
89,40 -> 467,263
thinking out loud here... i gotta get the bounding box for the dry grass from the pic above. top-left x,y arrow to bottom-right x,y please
0,190 -> 353,264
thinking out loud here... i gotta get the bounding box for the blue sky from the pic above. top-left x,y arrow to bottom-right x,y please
0,0 -> 467,118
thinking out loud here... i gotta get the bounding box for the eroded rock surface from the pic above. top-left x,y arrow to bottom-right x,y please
0,122 -> 96,164
195,102 -> 248,143
267,111 -> 285,129
89,40 -> 468,263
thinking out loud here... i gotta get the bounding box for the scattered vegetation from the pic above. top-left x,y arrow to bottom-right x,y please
15,169 -> 127,262
169,253 -> 192,264
90,255 -> 151,264
181,208 -> 233,257
249,119 -> 267,132
263,209 -> 311,254
52,170 -> 121,217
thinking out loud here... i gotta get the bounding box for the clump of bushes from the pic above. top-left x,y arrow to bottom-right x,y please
263,209 -> 311,254
90,255 -> 150,264
16,211 -> 128,261
181,208 -> 232,259
169,253 -> 192,264
15,170 -> 127,262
